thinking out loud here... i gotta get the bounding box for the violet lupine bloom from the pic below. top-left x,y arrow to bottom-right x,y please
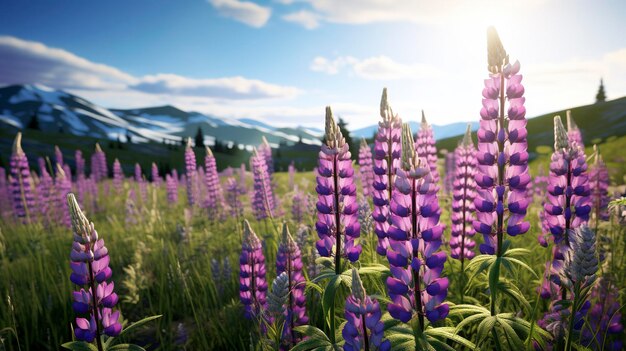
386,124 -> 448,327
37,167 -> 55,222
151,162 -> 161,186
184,138 -> 197,207
315,107 -> 361,269
239,163 -> 247,193
372,88 -> 402,257
288,162 -> 296,190
275,224 -> 308,350
581,278 -> 623,351
56,164 -> 73,228
344,269 -> 391,351
474,28 -> 530,256
204,147 -> 226,219
291,187 -> 308,224
112,159 -> 123,190
67,193 -> 121,344
76,150 -> 85,179
589,146 -> 610,223
91,143 -> 108,182
55,145 -> 64,168
225,177 -> 243,219
38,157 -> 47,176
450,126 -> 477,264
529,167 -> 549,200
9,132 -> 35,221
358,138 -> 374,197
0,167 -> 12,217
415,111 -> 440,188
259,136 -> 274,177
543,117 -> 591,294
566,110 -> 584,149
134,163 -> 147,204
251,148 -> 275,221
166,173 -> 179,205
239,220 -> 269,320
442,151 -> 456,195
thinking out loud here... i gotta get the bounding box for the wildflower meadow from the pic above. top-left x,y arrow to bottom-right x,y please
0,27 -> 624,351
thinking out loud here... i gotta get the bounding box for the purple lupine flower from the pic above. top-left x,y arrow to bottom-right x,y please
288,162 -> 296,190
9,132 -> 35,221
56,164 -> 72,228
542,117 -> 591,295
315,106 -> 361,269
0,167 -> 12,218
239,220 -> 269,320
259,136 -> 274,177
357,196 -> 373,235
184,138 -> 197,207
415,111 -> 440,188
358,138 -> 374,197
151,162 -> 161,186
474,29 -> 530,256
37,167 -> 55,223
386,123 -> 448,327
225,177 -> 243,220
291,187 -> 308,224
251,148 -> 275,221
372,88 -> 402,257
239,163 -> 247,193
204,147 -> 226,219
196,166 -> 206,209
112,159 -> 123,190
55,145 -> 64,168
450,126 -> 477,263
529,167 -> 549,200
134,163 -> 147,204
90,143 -> 108,182
37,157 -> 47,176
589,146 -> 610,224
581,278 -> 623,350
275,224 -> 308,350
76,150 -> 85,179
442,150 -> 456,195
166,173 -> 178,205
343,268 -> 391,351
566,110 -> 584,149
67,193 -> 122,344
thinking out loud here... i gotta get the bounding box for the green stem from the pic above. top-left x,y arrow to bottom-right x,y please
329,300 -> 336,344
564,283 -> 581,351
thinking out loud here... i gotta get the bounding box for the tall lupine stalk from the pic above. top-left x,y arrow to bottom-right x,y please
288,162 -> 296,190
415,111 -> 440,188
343,268 -> 391,351
204,146 -> 226,219
91,143 -> 108,182
239,220 -> 269,322
38,167 -> 55,224
0,167 -> 11,218
566,110 -> 584,149
67,193 -> 121,348
450,126 -> 477,275
291,187 -> 308,224
151,162 -> 161,186
134,163 -> 147,204
315,106 -> 361,271
386,123 -> 448,329
184,138 -> 197,207
251,148 -> 275,221
358,138 -> 374,197
275,224 -> 308,350
589,145 -> 610,228
56,164 -> 72,228
112,159 -> 123,191
166,173 -> 178,205
372,88 -> 402,257
260,136 -> 274,177
543,117 -> 591,298
442,151 -> 456,195
225,177 -> 243,221
239,163 -> 247,193
55,145 -> 64,168
76,150 -> 86,204
473,27 -> 530,319
10,132 -> 35,222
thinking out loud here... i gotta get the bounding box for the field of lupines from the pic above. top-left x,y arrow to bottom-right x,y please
0,27 -> 624,351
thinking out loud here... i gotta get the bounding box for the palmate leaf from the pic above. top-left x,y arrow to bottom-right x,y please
501,256 -> 538,278
291,325 -> 341,351
476,316 -> 497,346
466,255 -> 496,287
61,341 -> 98,351
425,327 -> 477,350
497,280 -> 531,314
497,316 -> 525,350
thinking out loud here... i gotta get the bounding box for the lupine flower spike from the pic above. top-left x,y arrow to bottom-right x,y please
184,138 -> 197,207
315,106 -> 361,272
239,220 -> 269,321
386,123 -> 448,328
251,148 -> 275,221
415,111 -> 440,188
343,268 -> 391,351
68,193 -> 121,346
589,145 -> 610,226
474,27 -> 530,256
275,224 -> 307,350
10,132 -> 35,221
205,146 -> 226,219
566,110 -> 584,149
56,164 -> 72,228
450,125 -> 477,264
358,138 -> 374,197
112,159 -> 123,191
372,88 -> 402,256
91,143 -> 108,182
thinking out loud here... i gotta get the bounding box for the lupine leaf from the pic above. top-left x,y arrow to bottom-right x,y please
425,327 -> 477,349
502,256 -> 538,278
115,315 -> 162,340
60,342 -> 99,351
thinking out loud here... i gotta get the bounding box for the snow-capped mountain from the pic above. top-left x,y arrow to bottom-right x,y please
0,84 -> 322,149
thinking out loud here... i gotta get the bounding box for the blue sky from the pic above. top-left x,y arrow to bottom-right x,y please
1,0 -> 625,129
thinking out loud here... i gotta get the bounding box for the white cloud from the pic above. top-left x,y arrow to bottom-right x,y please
0,36 -> 136,91
0,36 -> 300,101
131,74 -> 300,99
310,55 -> 440,80
282,10 -> 320,29
208,0 -> 271,28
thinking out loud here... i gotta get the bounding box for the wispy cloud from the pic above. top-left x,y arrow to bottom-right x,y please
310,55 -> 440,80
282,10 -> 320,29
0,36 -> 299,101
208,0 -> 271,28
